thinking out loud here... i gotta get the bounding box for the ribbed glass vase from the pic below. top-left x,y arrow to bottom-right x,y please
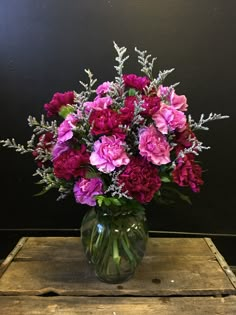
81,206 -> 148,284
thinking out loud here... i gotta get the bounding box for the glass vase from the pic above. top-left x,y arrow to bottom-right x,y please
81,206 -> 148,284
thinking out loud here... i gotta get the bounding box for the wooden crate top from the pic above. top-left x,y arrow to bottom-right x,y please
0,237 -> 236,297
1,237 -> 236,314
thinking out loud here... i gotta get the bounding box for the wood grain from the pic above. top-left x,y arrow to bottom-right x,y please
0,296 -> 236,315
0,237 -> 235,297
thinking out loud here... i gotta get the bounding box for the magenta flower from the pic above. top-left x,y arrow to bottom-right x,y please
84,96 -> 113,113
118,156 -> 161,203
119,96 -> 135,125
96,81 -> 112,95
123,74 -> 150,91
44,91 -> 74,117
139,125 -> 171,166
89,108 -> 123,137
153,104 -> 186,134
73,177 -> 103,206
141,96 -> 161,117
53,145 -> 90,180
172,155 -> 204,192
57,114 -> 78,143
90,135 -> 130,173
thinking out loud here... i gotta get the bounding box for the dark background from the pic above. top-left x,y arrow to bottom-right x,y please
0,1 -> 235,264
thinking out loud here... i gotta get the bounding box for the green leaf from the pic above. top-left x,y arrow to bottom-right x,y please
163,185 -> 192,205
104,198 -> 111,206
85,171 -> 99,179
33,187 -> 52,197
160,176 -> 171,183
128,88 -> 136,96
178,193 -> 192,205
110,198 -> 122,206
59,105 -> 75,119
96,195 -> 104,207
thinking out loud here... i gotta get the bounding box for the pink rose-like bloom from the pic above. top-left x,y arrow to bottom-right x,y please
118,156 -> 161,203
96,81 -> 112,95
139,125 -> 171,166
57,114 -> 78,143
172,155 -> 204,193
53,145 -> 90,180
90,135 -> 130,173
84,96 -> 113,113
73,177 -> 103,206
123,74 -> 150,91
44,91 -> 74,117
158,85 -> 188,111
171,93 -> 188,111
153,104 -> 187,134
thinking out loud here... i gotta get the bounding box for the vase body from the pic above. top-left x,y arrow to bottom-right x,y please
81,206 -> 148,284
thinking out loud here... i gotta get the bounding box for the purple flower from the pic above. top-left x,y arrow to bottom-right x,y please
90,135 -> 130,173
52,141 -> 69,160
73,177 -> 103,206
96,81 -> 112,95
57,114 -> 78,143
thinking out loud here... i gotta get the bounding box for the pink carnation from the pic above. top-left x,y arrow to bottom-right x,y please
96,81 -> 112,95
139,125 -> 171,166
171,93 -> 188,111
57,114 -> 78,143
44,91 -> 74,117
123,74 -> 150,91
73,177 -> 103,206
84,96 -> 113,113
53,145 -> 90,180
90,135 -> 130,173
153,104 -> 186,134
158,85 -> 188,111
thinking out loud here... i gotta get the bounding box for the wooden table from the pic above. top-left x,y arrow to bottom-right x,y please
0,237 -> 236,314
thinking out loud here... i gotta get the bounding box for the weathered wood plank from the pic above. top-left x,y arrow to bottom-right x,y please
15,237 -> 214,261
0,237 -> 236,297
0,238 -> 28,278
0,296 -> 236,315
0,239 -> 235,296
205,238 -> 236,289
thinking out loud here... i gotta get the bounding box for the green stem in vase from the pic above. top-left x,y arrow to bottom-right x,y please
113,236 -> 121,267
121,234 -> 136,267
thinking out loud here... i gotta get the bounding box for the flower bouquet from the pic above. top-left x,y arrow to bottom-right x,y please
1,42 -> 229,283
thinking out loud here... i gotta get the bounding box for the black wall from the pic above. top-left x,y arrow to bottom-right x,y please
0,1 -> 236,262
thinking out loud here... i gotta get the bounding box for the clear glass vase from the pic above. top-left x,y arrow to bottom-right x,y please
81,206 -> 148,284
